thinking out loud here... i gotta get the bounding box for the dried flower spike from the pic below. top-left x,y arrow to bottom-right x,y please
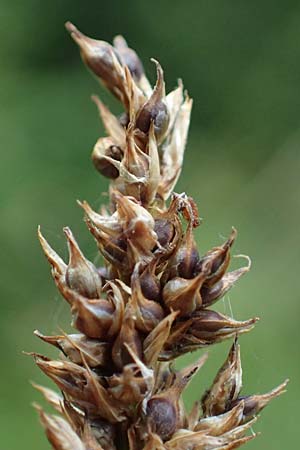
31,22 -> 288,450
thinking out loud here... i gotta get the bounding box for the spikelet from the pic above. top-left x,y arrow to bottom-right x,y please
31,22 -> 288,450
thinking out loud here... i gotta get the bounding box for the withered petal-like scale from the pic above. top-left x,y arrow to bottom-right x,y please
35,405 -> 85,450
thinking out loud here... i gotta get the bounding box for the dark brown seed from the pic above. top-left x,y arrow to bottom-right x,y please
147,397 -> 177,440
92,144 -> 123,179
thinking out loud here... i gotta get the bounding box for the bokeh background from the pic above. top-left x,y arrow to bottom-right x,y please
1,1 -> 299,448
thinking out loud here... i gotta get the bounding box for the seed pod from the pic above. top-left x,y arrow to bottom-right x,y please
139,259 -> 161,301
112,304 -> 143,370
202,340 -> 242,417
108,363 -> 148,405
114,192 -> 157,253
92,137 -> 123,179
98,234 -> 128,272
34,330 -> 110,368
65,22 -> 127,104
168,222 -> 199,279
195,401 -> 244,435
54,273 -> 115,339
136,60 -> 170,143
231,379 -> 289,421
122,125 -> 149,179
34,356 -> 88,404
161,312 -> 258,360
64,227 -> 102,299
131,263 -> 164,333
146,384 -> 184,441
154,218 -> 175,248
197,228 -> 237,287
221,416 -> 257,441
85,213 -> 128,271
190,310 -> 258,335
79,200 -> 122,237
113,35 -> 145,82
162,271 -> 207,316
36,348 -> 125,423
80,361 -> 126,422
201,256 -> 251,307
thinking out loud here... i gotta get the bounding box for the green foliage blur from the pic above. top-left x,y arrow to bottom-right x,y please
1,1 -> 298,448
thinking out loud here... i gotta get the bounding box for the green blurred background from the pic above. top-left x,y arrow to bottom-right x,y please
1,1 -> 299,448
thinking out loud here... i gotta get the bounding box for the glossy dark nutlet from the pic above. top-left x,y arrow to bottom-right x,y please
113,35 -> 145,81
92,144 -> 123,179
147,397 -> 177,441
154,219 -> 175,247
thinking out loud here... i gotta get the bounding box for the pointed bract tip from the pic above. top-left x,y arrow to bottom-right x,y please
65,21 -> 82,41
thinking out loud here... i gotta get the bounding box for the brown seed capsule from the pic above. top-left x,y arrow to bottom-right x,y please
64,227 -> 102,299
113,35 -> 145,82
35,346 -> 124,423
82,216 -> 128,274
136,60 -> 170,142
230,379 -> 289,421
202,340 -> 242,417
34,330 -> 110,368
197,228 -> 237,287
122,124 -> 149,179
191,310 -> 258,335
65,22 -> 127,104
146,380 -> 186,441
139,259 -> 161,301
34,356 -> 88,405
108,363 -> 148,405
201,256 -> 251,307
131,263 -> 164,333
92,137 -> 123,179
53,273 -> 115,339
80,360 -> 126,422
153,195 -> 184,262
162,271 -> 207,317
195,401 -> 244,435
114,192 -> 157,253
147,396 -> 178,441
154,218 -> 175,248
169,221 -> 199,279
112,304 -> 143,370
79,200 -> 122,237
100,234 -> 128,272
161,312 -> 258,360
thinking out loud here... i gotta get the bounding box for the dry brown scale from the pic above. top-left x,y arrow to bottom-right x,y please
31,22 -> 288,450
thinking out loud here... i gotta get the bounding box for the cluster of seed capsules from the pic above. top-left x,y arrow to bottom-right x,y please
32,22 -> 288,450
